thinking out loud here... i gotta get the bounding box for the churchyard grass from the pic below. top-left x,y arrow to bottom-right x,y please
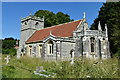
2,54 -> 119,78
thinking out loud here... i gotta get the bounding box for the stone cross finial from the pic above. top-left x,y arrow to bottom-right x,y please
4,55 -> 10,64
83,12 -> 86,19
98,21 -> 102,31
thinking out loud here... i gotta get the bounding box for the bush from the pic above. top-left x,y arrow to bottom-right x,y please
2,48 -> 16,56
113,49 -> 120,58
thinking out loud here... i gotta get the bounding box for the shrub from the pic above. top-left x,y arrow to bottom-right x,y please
2,48 -> 16,56
113,48 -> 120,58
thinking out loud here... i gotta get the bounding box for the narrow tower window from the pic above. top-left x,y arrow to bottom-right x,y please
35,22 -> 39,28
24,22 -> 27,25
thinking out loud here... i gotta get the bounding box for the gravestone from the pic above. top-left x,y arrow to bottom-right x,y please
4,55 -> 10,64
71,50 -> 75,65
36,66 -> 44,72
36,66 -> 40,72
39,66 -> 44,71
34,66 -> 56,78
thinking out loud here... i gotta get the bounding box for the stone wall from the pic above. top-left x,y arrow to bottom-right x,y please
74,37 -> 82,57
61,41 -> 75,60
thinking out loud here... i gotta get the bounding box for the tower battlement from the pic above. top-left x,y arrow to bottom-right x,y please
21,15 -> 44,22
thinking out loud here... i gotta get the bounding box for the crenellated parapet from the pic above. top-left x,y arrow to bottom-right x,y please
73,30 -> 106,37
21,15 -> 44,22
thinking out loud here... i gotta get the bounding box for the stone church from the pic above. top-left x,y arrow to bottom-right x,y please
17,13 -> 110,60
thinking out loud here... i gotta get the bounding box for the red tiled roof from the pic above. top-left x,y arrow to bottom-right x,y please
26,20 -> 82,43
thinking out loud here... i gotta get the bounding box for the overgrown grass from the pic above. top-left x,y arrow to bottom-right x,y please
2,54 -> 119,78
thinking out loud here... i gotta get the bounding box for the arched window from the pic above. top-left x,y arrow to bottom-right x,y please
35,22 -> 39,28
70,49 -> 74,58
39,45 -> 42,57
90,37 -> 95,52
29,45 -> 32,56
47,40 -> 53,55
21,49 -> 24,52
91,43 -> 94,52
24,22 -> 27,25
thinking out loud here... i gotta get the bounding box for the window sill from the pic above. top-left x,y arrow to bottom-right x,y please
90,52 -> 95,55
47,54 -> 53,55
47,54 -> 54,57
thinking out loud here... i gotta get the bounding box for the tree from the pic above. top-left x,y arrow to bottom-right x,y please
34,10 -> 73,27
56,12 -> 73,25
4,37 -> 14,40
2,37 -> 17,49
2,37 -> 17,56
90,2 -> 120,56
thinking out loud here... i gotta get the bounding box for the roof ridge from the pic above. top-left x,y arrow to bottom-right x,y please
38,19 -> 82,31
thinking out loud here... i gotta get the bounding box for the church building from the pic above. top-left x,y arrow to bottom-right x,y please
17,13 -> 110,60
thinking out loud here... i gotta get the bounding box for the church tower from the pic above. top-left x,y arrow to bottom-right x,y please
17,15 -> 44,57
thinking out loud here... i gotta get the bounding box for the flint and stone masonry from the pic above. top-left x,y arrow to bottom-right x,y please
17,13 -> 110,60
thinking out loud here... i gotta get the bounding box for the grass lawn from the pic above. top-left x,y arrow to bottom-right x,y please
2,54 -> 119,78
